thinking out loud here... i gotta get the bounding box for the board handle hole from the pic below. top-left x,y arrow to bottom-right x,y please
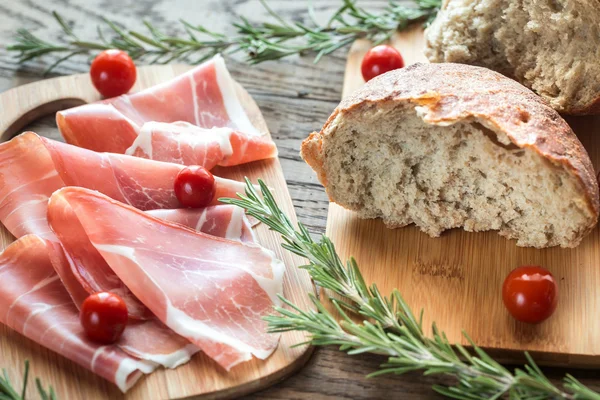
2,98 -> 86,142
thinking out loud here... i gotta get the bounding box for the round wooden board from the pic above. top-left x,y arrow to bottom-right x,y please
326,26 -> 600,368
0,65 -> 315,399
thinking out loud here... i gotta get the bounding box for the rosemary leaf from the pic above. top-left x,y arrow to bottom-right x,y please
0,360 -> 56,400
220,179 -> 600,400
7,0 -> 441,73
19,362 -> 28,400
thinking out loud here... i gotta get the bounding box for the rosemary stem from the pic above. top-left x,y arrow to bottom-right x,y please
7,0 -> 442,73
220,179 -> 600,400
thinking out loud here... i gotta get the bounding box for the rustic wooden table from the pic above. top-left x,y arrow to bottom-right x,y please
1,0 -> 599,398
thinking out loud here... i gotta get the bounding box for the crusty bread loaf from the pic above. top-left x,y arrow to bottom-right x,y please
301,63 -> 599,248
424,0 -> 600,115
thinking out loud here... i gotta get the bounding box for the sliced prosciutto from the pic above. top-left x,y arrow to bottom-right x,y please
147,205 -> 257,243
0,132 -> 247,239
46,212 -> 199,367
125,121 -> 277,169
50,187 -> 284,370
47,194 -> 152,320
49,202 -> 258,320
56,55 -> 272,161
117,320 -> 198,368
0,235 -> 154,392
47,197 -> 261,367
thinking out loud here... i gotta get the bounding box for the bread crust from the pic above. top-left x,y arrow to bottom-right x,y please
571,95 -> 600,116
425,0 -> 600,116
301,63 -> 599,232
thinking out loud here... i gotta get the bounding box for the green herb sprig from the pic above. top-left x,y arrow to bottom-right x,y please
1,361 -> 57,400
221,179 -> 600,400
7,0 -> 441,74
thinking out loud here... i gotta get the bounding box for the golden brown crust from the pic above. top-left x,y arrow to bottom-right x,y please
302,63 -> 599,227
300,131 -> 328,188
569,95 -> 600,116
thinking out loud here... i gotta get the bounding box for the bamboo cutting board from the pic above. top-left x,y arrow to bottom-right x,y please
327,27 -> 600,367
0,65 -> 315,399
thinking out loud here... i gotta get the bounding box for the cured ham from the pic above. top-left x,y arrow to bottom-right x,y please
0,132 -> 247,239
117,320 -> 197,368
50,187 -> 284,370
48,195 -> 153,320
47,195 -> 265,368
0,49 -> 283,389
147,205 -> 257,243
56,55 -> 277,169
49,236 -> 198,368
0,235 -> 155,392
125,121 -> 277,169
46,217 -> 199,367
49,202 -> 258,320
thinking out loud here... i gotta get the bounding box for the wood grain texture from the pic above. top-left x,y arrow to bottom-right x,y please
326,27 -> 600,366
0,65 -> 315,399
1,1 -> 599,398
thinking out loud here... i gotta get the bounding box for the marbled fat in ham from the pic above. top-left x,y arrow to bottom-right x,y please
0,132 -> 247,239
0,52 -> 282,390
56,55 -> 276,169
50,187 -> 284,371
45,215 -> 200,367
125,121 -> 277,169
147,205 -> 257,243
49,201 -> 258,320
0,235 -> 155,392
0,131 -> 264,372
48,192 -> 154,320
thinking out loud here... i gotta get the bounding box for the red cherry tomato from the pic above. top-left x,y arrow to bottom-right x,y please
90,49 -> 137,98
80,292 -> 128,344
502,266 -> 558,324
174,166 -> 216,208
361,45 -> 405,82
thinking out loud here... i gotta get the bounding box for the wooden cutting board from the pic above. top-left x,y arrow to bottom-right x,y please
327,27 -> 600,367
0,65 -> 315,399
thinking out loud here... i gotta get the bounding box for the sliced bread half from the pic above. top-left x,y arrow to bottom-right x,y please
424,0 -> 600,115
301,63 -> 599,248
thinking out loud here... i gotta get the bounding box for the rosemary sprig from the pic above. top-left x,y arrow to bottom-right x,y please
6,0 -> 441,74
1,361 -> 57,400
221,179 -> 600,400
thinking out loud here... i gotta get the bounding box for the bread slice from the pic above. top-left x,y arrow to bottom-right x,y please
301,63 -> 599,248
424,0 -> 600,115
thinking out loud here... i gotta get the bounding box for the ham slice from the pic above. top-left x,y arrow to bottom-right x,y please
46,217 -> 199,367
56,55 -> 276,169
117,320 -> 197,368
0,235 -> 155,392
124,121 -> 277,169
49,187 -> 284,370
47,194 -> 266,367
49,202 -> 257,320
0,132 -> 247,239
147,205 -> 257,243
48,195 -> 153,320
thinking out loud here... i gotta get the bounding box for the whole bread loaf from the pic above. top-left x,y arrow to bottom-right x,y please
424,0 -> 600,115
301,63 -> 599,248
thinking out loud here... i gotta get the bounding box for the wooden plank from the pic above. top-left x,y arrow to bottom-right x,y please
3,0 -> 600,396
0,64 -> 315,399
326,27 -> 600,367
